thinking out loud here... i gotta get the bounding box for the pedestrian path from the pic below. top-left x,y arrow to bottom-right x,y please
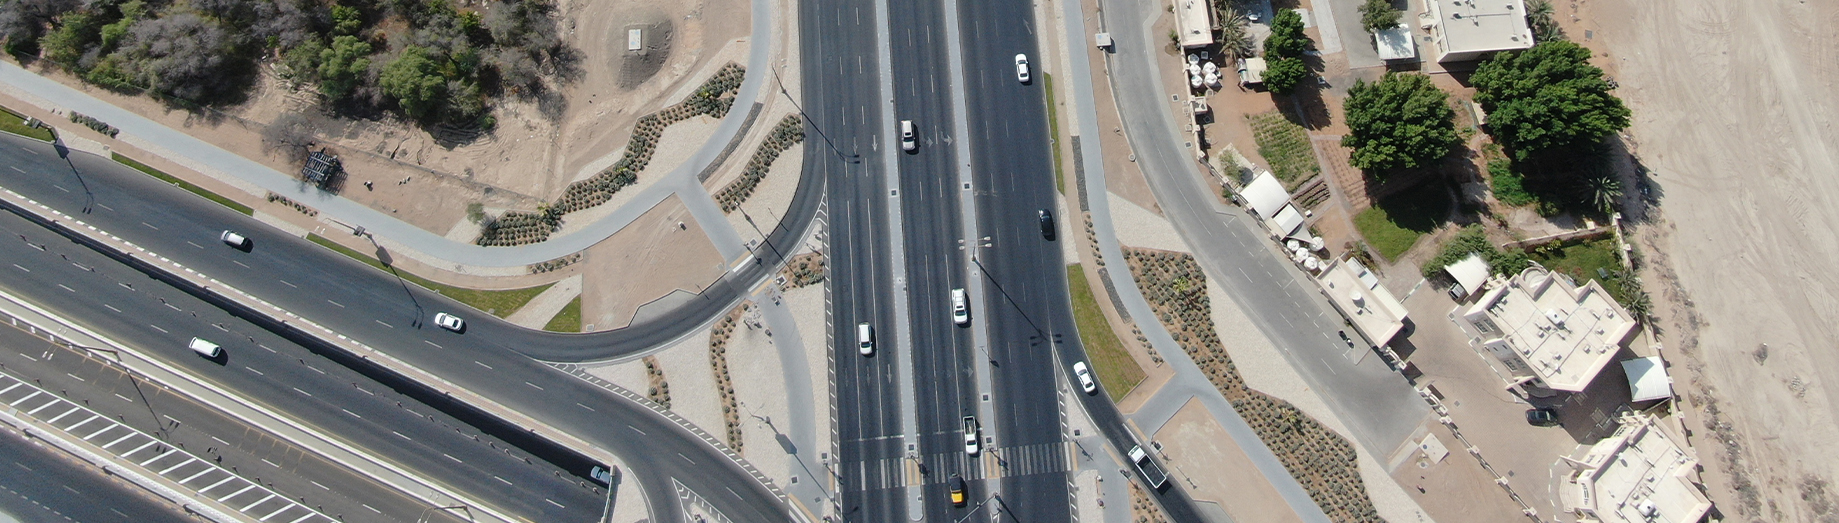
0,371 -> 335,523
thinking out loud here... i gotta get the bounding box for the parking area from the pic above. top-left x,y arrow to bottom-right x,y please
1387,283 -> 1644,522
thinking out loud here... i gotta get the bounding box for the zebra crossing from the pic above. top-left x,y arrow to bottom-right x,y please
0,372 -> 335,523
842,441 -> 1077,492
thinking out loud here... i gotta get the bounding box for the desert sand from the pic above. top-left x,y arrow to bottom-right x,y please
1581,0 -> 1839,520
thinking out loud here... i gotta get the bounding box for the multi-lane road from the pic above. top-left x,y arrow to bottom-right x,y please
0,132 -> 789,522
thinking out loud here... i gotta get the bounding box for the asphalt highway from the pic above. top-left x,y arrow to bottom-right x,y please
0,426 -> 194,523
0,134 -> 790,522
0,208 -> 593,522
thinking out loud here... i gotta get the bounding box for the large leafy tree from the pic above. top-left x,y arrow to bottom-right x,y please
1470,41 -> 1629,158
379,45 -> 446,118
316,35 -> 371,100
1262,8 -> 1306,59
1262,56 -> 1307,94
1341,72 -> 1459,171
1358,0 -> 1401,34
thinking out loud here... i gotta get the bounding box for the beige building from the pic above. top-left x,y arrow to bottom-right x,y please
1422,0 -> 1534,63
1450,265 -> 1638,392
1174,0 -> 1213,49
1560,412 -> 1713,523
1318,257 -> 1408,348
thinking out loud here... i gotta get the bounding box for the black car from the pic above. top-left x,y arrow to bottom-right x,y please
1038,209 -> 1056,240
1525,408 -> 1559,426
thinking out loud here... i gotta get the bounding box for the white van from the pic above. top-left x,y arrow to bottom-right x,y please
856,323 -> 874,356
188,337 -> 222,358
950,288 -> 969,325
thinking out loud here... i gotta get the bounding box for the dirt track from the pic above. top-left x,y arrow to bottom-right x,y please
1586,0 -> 1839,520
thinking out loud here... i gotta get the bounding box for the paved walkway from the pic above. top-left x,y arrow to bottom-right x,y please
0,0 -> 773,269
750,282 -> 830,519
1058,0 -> 1329,520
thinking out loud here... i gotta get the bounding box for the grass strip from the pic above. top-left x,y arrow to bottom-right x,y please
544,296 -> 583,333
112,153 -> 253,216
1043,73 -> 1067,193
306,233 -> 553,318
0,107 -> 54,142
1067,263 -> 1145,402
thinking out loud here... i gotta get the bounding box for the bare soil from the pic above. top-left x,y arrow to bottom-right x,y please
577,194 -> 727,331
1570,0 -> 1839,521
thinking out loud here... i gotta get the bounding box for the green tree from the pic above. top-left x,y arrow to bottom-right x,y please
379,45 -> 445,118
98,0 -> 144,50
283,37 -> 325,80
1262,56 -> 1307,94
330,4 -> 362,36
316,34 -> 371,100
1341,72 -> 1459,171
1358,0 -> 1401,34
38,10 -> 100,67
1470,41 -> 1629,158
1262,8 -> 1306,58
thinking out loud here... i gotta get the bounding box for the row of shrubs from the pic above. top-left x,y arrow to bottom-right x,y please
716,114 -> 806,212
69,112 -> 119,138
778,252 -> 826,289
643,355 -> 671,409
265,192 -> 318,216
527,253 -> 581,274
1122,247 -> 1381,523
709,306 -> 746,453
475,63 -> 748,246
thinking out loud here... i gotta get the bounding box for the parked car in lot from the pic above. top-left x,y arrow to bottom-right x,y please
434,312 -> 465,333
1072,361 -> 1096,394
1526,408 -> 1559,426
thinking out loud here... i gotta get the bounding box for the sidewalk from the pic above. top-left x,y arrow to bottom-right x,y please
0,0 -> 775,270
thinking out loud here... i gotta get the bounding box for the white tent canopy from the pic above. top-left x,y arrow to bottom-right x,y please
1271,204 -> 1306,238
1377,25 -> 1417,61
1243,171 -> 1290,219
1622,357 -> 1674,402
1445,254 -> 1491,298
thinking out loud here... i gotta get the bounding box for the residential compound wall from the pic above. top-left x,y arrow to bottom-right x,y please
1451,266 -> 1638,392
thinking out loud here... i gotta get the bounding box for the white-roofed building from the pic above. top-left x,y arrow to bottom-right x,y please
1241,171 -> 1290,219
1423,0 -> 1534,63
1560,412 -> 1712,523
1319,256 -> 1409,348
1451,265 -> 1638,392
1174,0 -> 1213,49
1621,357 -> 1673,403
1444,254 -> 1491,299
1377,24 -> 1418,62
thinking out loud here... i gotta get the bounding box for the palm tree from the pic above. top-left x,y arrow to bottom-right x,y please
1215,6 -> 1255,60
1579,170 -> 1622,215
1525,0 -> 1563,42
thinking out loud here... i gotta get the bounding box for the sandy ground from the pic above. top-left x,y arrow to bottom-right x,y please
722,143 -> 805,251
1154,397 -> 1307,523
1566,0 -> 1839,520
505,275 -> 583,329
578,195 -> 727,331
583,322 -> 726,448
725,304 -> 789,465
1108,191 -> 1192,253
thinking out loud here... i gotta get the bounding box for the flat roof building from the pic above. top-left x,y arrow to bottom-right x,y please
1560,412 -> 1712,523
1320,257 -> 1409,348
1174,0 -> 1213,49
1451,265 -> 1638,392
1424,0 -> 1534,63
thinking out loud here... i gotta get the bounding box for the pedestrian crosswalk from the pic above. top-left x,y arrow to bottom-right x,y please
0,372 -> 335,523
841,441 -> 1076,492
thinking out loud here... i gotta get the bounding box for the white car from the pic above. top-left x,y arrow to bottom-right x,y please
962,416 -> 981,455
899,120 -> 916,152
950,288 -> 969,326
1014,54 -> 1031,83
434,312 -> 465,333
188,337 -> 223,358
1072,361 -> 1096,394
857,323 -> 875,356
220,230 -> 250,249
